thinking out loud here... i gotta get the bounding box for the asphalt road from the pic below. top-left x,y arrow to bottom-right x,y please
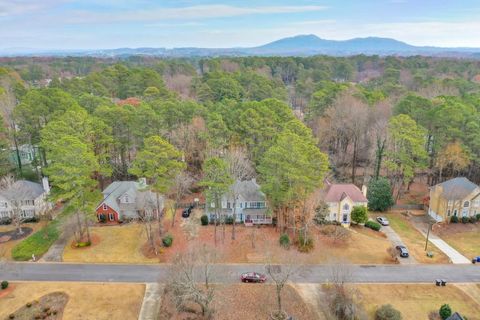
1,262 -> 479,284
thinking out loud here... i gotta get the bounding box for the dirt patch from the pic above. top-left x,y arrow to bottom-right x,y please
7,291 -> 68,320
0,227 -> 33,242
0,284 -> 15,299
158,284 -> 317,320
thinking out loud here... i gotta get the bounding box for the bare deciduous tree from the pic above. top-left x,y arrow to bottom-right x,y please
169,171 -> 194,228
138,194 -> 157,255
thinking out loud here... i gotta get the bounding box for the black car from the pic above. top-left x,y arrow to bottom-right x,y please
396,245 -> 409,258
181,204 -> 195,218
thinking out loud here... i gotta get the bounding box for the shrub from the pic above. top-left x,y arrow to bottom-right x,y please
476,213 -> 480,221
367,177 -> 395,212
461,216 -> 469,224
1,280 -> 8,289
26,302 -> 32,308
450,216 -> 458,223
279,233 -> 290,248
200,215 -> 209,226
351,206 -> 368,224
365,220 -> 381,231
225,216 -> 234,224
439,304 -> 452,320
8,314 -> 14,319
375,304 -> 402,320
23,216 -> 39,223
74,241 -> 91,248
313,201 -> 329,225
11,220 -> 60,261
162,234 -> 173,247
469,217 -> 476,224
0,217 -> 12,225
297,234 -> 314,253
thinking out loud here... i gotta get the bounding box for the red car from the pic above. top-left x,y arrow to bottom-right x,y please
241,272 -> 267,283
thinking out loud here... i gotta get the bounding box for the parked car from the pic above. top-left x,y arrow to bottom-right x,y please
376,216 -> 389,226
396,245 -> 409,258
241,272 -> 267,283
472,256 -> 480,264
181,205 -> 194,218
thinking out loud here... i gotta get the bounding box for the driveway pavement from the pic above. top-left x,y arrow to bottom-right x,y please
2,262 -> 479,284
381,225 -> 417,264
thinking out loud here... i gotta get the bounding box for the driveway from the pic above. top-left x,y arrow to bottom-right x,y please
381,225 -> 417,264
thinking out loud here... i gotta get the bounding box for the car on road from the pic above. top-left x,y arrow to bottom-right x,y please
181,204 -> 194,218
396,245 -> 409,258
472,256 -> 480,264
376,216 -> 389,226
241,272 -> 267,283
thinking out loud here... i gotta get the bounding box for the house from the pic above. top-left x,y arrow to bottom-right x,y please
446,313 -> 465,320
322,182 -> 368,225
207,179 -> 271,225
10,144 -> 43,167
428,177 -> 480,222
96,178 -> 164,222
0,177 -> 52,219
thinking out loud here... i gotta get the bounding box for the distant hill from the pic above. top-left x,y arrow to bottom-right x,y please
1,34 -> 480,58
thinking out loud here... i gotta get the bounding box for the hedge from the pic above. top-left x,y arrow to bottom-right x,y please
365,220 -> 381,231
11,220 -> 60,261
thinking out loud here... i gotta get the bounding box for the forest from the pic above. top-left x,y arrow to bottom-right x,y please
1,54 -> 480,231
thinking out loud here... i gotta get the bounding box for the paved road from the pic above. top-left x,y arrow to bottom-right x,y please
1,262 -> 479,284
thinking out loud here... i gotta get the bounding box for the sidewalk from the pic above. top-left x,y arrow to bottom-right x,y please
138,283 -> 163,320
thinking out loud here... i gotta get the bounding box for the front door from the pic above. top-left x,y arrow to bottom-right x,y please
342,214 -> 348,223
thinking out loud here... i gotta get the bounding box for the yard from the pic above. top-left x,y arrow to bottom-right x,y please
437,223 -> 480,259
158,284 -> 319,320
62,222 -> 158,263
0,222 -> 47,260
372,211 -> 449,264
0,282 -> 145,320
356,283 -> 480,320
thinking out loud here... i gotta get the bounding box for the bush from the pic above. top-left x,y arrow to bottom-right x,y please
74,241 -> 91,248
162,234 -> 173,247
439,304 -> 452,320
8,314 -> 14,319
367,177 -> 395,212
351,206 -> 368,224
225,216 -> 234,225
279,233 -> 290,248
1,280 -> 8,289
23,216 -> 39,223
365,220 -> 381,231
469,217 -> 476,224
0,217 -> 12,225
375,304 -> 402,320
461,216 -> 469,224
297,234 -> 314,253
11,220 -> 60,261
450,216 -> 458,223
26,302 -> 32,308
200,215 -> 209,226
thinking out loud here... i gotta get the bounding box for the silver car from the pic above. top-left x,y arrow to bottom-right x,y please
376,216 -> 389,226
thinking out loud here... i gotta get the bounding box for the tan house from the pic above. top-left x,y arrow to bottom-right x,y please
428,177 -> 480,222
323,182 -> 368,225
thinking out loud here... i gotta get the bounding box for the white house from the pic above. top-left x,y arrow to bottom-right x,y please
207,179 -> 271,225
0,177 -> 52,220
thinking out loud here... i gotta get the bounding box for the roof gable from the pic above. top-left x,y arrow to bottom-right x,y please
324,184 -> 367,203
437,177 -> 479,200
229,179 -> 265,201
0,180 -> 45,200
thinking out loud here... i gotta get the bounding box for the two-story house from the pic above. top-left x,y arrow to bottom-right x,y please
322,182 -> 368,225
0,177 -> 51,220
207,179 -> 271,225
428,177 -> 480,222
96,178 -> 164,222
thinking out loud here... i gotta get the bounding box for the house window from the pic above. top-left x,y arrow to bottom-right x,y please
0,202 -> 7,208
102,204 -> 108,210
108,213 -> 115,221
240,203 -> 243,208
124,195 -> 129,203
343,204 -> 350,211
463,201 -> 470,207
473,200 -> 480,207
0,211 -> 9,218
447,209 -> 451,217
342,214 -> 348,223
453,209 -> 458,216
448,200 -> 453,206
227,202 -> 231,209
333,213 -> 337,219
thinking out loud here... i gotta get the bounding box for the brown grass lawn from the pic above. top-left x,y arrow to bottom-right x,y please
356,284 -> 480,320
160,210 -> 394,264
0,222 -> 47,260
437,223 -> 480,258
0,282 -> 145,320
158,284 -> 317,320
373,212 -> 449,264
63,222 -> 158,263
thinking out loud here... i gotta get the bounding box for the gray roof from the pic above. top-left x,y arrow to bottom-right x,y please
99,180 -> 158,214
446,313 -> 464,320
437,177 -> 479,200
0,180 -> 46,200
230,179 -> 265,201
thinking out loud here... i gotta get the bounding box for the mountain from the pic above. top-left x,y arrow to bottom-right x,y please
1,34 -> 480,58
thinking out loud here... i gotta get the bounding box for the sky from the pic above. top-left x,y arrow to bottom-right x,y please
1,0 -> 480,50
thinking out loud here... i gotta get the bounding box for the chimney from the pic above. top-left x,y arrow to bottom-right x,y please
138,177 -> 147,187
42,176 -> 50,194
361,185 -> 367,197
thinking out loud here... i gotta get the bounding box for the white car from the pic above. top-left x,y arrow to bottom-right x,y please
376,216 -> 389,226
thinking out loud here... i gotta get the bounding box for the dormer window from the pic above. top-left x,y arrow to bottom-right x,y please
343,204 -> 350,211
463,201 -> 469,207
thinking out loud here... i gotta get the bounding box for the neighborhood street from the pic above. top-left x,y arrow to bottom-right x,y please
2,262 -> 479,284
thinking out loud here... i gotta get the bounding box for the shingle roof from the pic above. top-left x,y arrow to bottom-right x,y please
446,312 -> 464,320
99,181 -> 150,213
437,177 -> 479,200
230,179 -> 265,201
0,180 -> 46,200
324,184 -> 367,203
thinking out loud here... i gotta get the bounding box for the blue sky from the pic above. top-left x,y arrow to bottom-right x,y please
1,0 -> 480,50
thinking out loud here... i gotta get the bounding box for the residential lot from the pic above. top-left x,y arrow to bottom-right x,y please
371,211 -> 449,264
356,283 -> 480,320
0,282 -> 145,320
0,222 -> 47,260
437,223 -> 480,259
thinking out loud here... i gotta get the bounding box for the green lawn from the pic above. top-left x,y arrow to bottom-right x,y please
11,219 -> 60,261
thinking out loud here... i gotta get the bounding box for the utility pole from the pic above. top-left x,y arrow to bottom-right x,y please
425,222 -> 434,251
